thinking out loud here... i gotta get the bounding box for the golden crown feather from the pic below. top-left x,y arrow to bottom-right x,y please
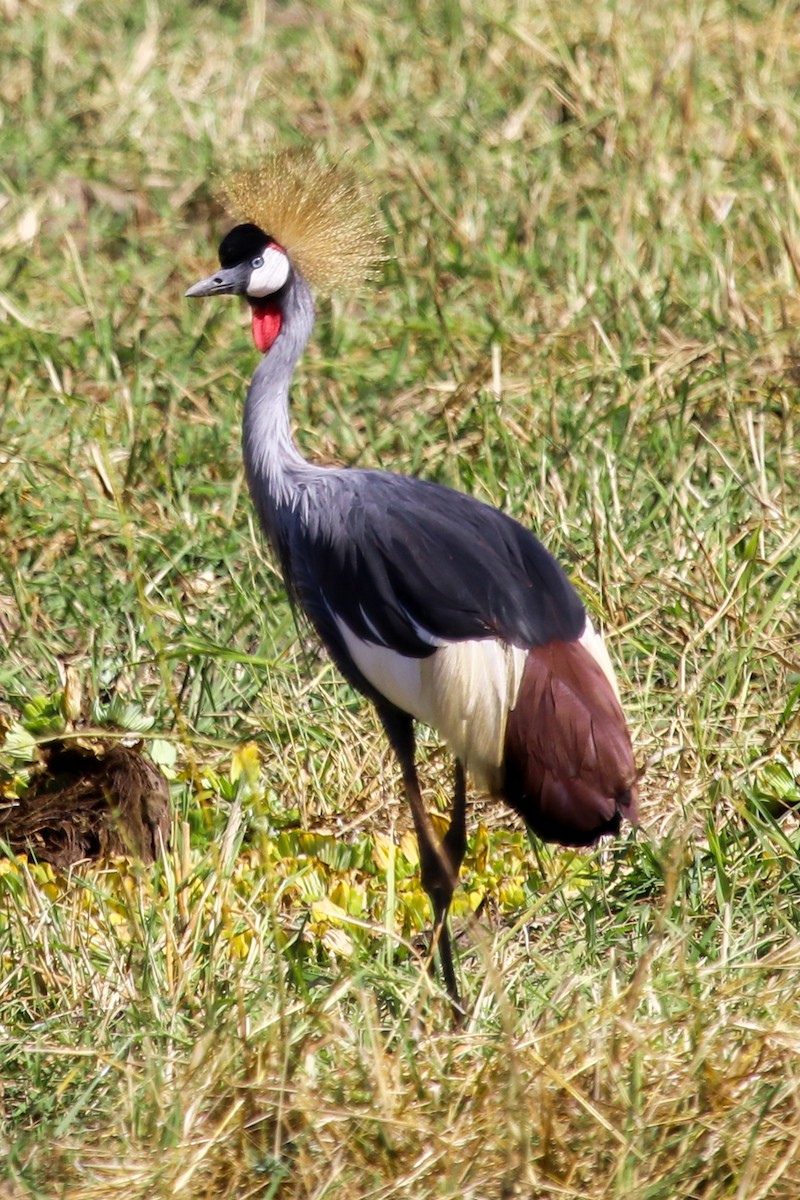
217,148 -> 384,293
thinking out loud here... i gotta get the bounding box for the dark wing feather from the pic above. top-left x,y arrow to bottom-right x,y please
502,641 -> 638,846
278,470 -> 585,657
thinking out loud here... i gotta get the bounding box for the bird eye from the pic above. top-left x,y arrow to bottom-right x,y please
251,255 -> 264,269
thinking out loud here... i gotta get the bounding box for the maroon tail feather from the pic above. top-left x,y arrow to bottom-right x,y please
500,640 -> 638,847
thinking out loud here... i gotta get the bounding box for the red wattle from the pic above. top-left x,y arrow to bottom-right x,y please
251,302 -> 282,353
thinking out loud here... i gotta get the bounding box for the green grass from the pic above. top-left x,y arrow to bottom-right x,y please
2,0 -> 800,1195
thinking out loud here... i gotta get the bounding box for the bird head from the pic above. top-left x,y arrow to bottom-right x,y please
186,222 -> 291,352
185,149 -> 382,353
185,224 -> 290,300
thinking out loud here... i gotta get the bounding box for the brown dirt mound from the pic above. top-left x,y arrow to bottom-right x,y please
0,739 -> 170,870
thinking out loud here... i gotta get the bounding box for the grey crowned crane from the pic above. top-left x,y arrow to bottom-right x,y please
186,151 -> 639,1011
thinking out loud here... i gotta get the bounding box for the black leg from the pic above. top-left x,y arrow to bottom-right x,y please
378,706 -> 464,1018
444,760 -> 467,878
436,760 -> 468,1023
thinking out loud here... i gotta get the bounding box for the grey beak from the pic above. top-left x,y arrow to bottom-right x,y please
185,264 -> 245,298
185,271 -> 227,298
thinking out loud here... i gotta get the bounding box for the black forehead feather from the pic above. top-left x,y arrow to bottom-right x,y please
218,223 -> 272,268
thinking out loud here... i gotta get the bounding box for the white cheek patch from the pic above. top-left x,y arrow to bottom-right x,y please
247,247 -> 290,297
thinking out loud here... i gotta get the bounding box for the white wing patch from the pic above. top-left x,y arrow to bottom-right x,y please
579,619 -> 622,701
335,619 -> 427,718
334,617 -> 526,792
333,619 -> 431,720
422,639 -> 526,791
335,613 -> 623,794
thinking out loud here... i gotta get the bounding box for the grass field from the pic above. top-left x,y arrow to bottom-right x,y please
2,0 -> 799,1196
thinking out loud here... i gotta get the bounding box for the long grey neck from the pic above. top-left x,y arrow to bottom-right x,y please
242,270 -> 317,534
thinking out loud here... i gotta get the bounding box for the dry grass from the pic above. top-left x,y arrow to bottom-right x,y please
4,832 -> 800,1199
